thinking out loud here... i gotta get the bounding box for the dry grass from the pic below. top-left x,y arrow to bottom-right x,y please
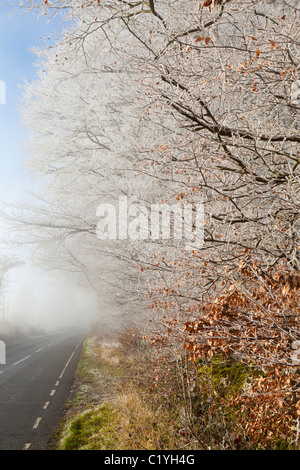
52,334 -> 190,450
111,388 -> 180,450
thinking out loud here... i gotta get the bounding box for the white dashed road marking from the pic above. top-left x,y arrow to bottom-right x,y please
13,355 -> 31,366
33,417 -> 42,430
21,337 -> 83,450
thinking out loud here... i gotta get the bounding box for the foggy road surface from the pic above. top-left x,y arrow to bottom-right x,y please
0,332 -> 84,450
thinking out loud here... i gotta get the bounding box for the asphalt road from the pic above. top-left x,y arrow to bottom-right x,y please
0,332 -> 84,450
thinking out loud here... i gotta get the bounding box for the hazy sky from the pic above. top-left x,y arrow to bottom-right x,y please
0,5 -> 97,331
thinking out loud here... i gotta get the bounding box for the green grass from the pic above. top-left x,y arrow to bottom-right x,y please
61,404 -> 119,450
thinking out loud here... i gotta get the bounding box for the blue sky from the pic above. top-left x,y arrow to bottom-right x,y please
0,5 -> 69,326
0,4 -> 62,203
0,5 -> 98,331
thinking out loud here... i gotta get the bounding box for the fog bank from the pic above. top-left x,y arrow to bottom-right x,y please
3,265 -> 98,334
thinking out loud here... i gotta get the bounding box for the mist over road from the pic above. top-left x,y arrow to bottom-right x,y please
0,332 -> 84,450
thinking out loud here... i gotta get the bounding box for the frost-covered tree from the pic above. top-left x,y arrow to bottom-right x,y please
5,0 -> 300,362
4,19 -> 169,329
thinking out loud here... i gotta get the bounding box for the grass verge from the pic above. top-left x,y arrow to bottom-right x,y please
51,335 -> 188,450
